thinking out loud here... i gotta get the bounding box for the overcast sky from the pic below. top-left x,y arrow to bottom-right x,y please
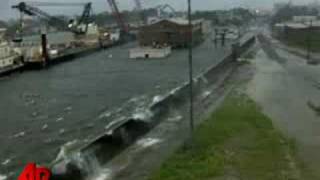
0,0 -> 318,20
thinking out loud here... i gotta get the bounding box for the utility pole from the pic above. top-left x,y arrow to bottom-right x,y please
187,0 -> 194,134
307,20 -> 313,60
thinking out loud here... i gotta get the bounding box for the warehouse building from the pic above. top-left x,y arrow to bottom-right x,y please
138,18 -> 204,48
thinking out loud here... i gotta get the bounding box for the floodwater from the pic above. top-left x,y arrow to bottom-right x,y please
0,33 -> 231,178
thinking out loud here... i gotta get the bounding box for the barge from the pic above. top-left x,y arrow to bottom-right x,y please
22,30 -> 126,69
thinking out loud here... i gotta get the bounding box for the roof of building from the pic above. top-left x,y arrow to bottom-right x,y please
293,15 -> 317,18
168,18 -> 202,25
149,18 -> 203,26
308,20 -> 320,27
274,22 -> 308,29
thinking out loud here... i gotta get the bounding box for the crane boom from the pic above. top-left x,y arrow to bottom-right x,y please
155,4 -> 177,18
134,0 -> 142,11
12,2 -> 93,35
107,0 -> 129,33
134,0 -> 147,25
12,2 -> 68,31
78,3 -> 92,27
21,1 -> 89,7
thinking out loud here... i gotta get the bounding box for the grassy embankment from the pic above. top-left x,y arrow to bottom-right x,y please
149,94 -> 300,180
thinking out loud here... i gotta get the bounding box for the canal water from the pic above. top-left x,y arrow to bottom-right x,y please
0,33 -> 231,179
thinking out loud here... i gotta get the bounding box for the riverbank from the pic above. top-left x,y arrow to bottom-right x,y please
148,93 -> 301,180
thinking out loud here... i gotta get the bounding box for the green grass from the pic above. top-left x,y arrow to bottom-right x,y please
149,94 -> 298,180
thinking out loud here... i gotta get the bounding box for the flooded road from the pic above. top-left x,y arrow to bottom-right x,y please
248,37 -> 320,179
0,36 -> 231,178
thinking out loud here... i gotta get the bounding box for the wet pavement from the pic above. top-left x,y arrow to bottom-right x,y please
248,37 -> 320,179
0,36 -> 231,178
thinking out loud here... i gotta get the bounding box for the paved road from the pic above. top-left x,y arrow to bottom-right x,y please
0,37 -> 231,178
248,34 -> 320,179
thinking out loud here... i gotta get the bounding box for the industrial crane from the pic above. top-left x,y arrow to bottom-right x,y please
155,4 -> 177,19
106,0 -> 147,31
107,0 -> 129,33
133,0 -> 147,25
12,1 -> 93,35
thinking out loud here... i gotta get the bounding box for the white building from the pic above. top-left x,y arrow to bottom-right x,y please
0,29 -> 17,68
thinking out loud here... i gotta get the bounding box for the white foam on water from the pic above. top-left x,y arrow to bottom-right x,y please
132,109 -> 153,121
168,115 -> 183,123
92,169 -> 112,180
59,129 -> 66,135
129,95 -> 147,105
12,131 -> 25,138
26,99 -> 35,106
106,130 -> 113,135
136,138 -> 162,148
31,111 -> 39,117
202,91 -> 212,99
129,97 -> 139,103
104,116 -> 126,130
56,117 -> 64,122
99,112 -> 112,119
54,140 -> 80,163
64,106 -> 72,112
54,148 -> 68,163
0,174 -> 7,180
1,159 -> 11,166
170,87 -> 181,95
41,124 -> 48,131
152,95 -> 164,105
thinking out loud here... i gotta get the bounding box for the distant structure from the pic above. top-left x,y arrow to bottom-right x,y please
146,4 -> 178,25
273,2 -> 290,12
293,16 -> 317,23
138,18 -> 204,48
0,29 -> 21,70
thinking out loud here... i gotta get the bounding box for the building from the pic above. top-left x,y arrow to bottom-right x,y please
200,19 -> 212,35
0,29 -> 19,69
272,21 -> 320,41
138,18 -> 204,48
293,16 -> 317,23
274,2 -> 289,12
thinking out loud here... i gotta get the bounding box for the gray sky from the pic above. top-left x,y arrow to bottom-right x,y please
0,0 -> 318,20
